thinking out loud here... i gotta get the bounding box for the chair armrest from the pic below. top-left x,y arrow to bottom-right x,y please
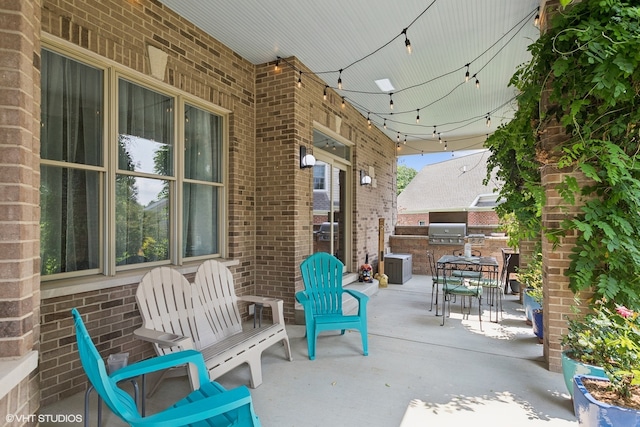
134,385 -> 254,427
344,289 -> 369,317
344,289 -> 369,305
110,350 -> 209,388
238,295 -> 286,325
133,327 -> 193,349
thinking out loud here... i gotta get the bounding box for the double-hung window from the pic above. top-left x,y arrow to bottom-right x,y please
40,48 -> 226,280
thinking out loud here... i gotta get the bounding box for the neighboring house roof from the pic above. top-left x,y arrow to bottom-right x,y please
398,151 -> 502,213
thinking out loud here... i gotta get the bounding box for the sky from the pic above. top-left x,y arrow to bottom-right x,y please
397,149 -> 487,172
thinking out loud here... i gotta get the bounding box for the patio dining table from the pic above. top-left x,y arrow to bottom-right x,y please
436,254 -> 500,323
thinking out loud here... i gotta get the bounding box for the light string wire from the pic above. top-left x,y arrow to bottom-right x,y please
276,6 -> 538,143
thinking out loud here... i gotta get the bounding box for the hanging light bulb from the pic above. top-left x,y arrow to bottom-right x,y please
367,113 -> 371,129
465,64 -> 470,82
383,119 -> 387,129
323,86 -> 328,101
486,114 -> 491,127
338,69 -> 343,90
275,58 -> 280,72
534,7 -> 540,26
475,75 -> 480,88
297,71 -> 302,88
402,28 -> 412,54
341,97 -> 346,109
389,93 -> 394,110
438,133 -> 442,144
416,109 -> 420,124
432,126 -> 436,138
444,141 -> 448,151
403,135 -> 407,145
396,132 -> 400,142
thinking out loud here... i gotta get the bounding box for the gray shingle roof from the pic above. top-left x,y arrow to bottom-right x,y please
398,151 -> 502,213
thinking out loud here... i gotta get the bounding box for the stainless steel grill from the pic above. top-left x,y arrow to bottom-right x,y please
428,223 -> 467,245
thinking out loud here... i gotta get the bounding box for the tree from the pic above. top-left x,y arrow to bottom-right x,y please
397,165 -> 417,195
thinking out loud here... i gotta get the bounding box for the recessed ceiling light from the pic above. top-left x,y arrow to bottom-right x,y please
374,78 -> 395,92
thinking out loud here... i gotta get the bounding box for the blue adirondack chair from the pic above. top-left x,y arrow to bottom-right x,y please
71,308 -> 261,427
297,252 -> 369,360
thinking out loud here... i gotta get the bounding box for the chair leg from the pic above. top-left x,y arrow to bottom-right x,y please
360,327 -> 369,356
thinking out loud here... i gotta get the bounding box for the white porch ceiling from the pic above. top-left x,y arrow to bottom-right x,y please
159,0 -> 541,156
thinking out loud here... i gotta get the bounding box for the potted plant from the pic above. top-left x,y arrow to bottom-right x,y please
517,252 -> 542,326
568,300 -> 640,425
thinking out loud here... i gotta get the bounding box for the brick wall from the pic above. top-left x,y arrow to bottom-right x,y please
398,210 -> 499,226
35,0 -> 398,406
38,0 -> 258,405
389,235 -> 511,275
0,0 -> 42,424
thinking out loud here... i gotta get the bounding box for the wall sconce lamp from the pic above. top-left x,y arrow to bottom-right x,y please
360,170 -> 372,186
300,146 -> 316,169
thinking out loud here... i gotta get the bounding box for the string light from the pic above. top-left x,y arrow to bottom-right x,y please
396,132 -> 400,142
534,7 -> 540,26
383,119 -> 387,129
272,6 -> 537,139
444,141 -> 448,151
367,112 -> 371,129
403,135 -> 407,144
275,58 -> 279,71
338,69 -> 343,90
416,109 -> 420,124
438,133 -> 442,143
432,126 -> 436,138
402,28 -> 412,54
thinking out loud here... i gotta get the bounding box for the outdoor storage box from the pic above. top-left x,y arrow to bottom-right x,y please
385,253 -> 413,284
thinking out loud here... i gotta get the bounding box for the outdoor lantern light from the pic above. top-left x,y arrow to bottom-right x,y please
300,146 -> 316,169
360,170 -> 372,186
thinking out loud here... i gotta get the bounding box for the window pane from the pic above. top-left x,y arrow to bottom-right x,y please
41,49 -> 103,166
40,165 -> 100,275
118,79 -> 174,175
184,104 -> 223,182
116,176 -> 169,265
183,183 -> 218,257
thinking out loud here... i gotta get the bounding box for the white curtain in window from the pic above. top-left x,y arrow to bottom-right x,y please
40,50 -> 102,274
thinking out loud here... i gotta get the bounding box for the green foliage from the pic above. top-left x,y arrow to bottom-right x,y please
485,0 -> 640,308
562,300 -> 640,399
397,165 -> 418,195
517,252 -> 543,304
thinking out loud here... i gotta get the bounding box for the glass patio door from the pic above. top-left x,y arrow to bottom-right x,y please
312,160 -> 347,263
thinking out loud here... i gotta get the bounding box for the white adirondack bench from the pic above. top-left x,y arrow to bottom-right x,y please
134,260 -> 292,394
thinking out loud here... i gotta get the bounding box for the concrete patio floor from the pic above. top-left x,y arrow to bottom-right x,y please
40,275 -> 578,426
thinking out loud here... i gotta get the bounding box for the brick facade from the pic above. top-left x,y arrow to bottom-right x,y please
0,0 -> 397,408
0,0 -> 42,423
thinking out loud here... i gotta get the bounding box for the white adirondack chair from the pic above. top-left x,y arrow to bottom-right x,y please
135,261 -> 292,395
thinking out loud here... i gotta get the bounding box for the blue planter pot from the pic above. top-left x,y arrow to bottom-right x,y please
573,375 -> 640,426
561,351 -> 606,398
523,289 -> 542,322
532,309 -> 543,339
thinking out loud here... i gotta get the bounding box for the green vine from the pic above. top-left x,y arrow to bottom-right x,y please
485,0 -> 640,308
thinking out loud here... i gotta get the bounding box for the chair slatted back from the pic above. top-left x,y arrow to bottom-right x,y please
193,260 -> 243,347
136,267 -> 200,354
300,252 -> 345,316
426,250 -> 439,280
72,308 -> 140,423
